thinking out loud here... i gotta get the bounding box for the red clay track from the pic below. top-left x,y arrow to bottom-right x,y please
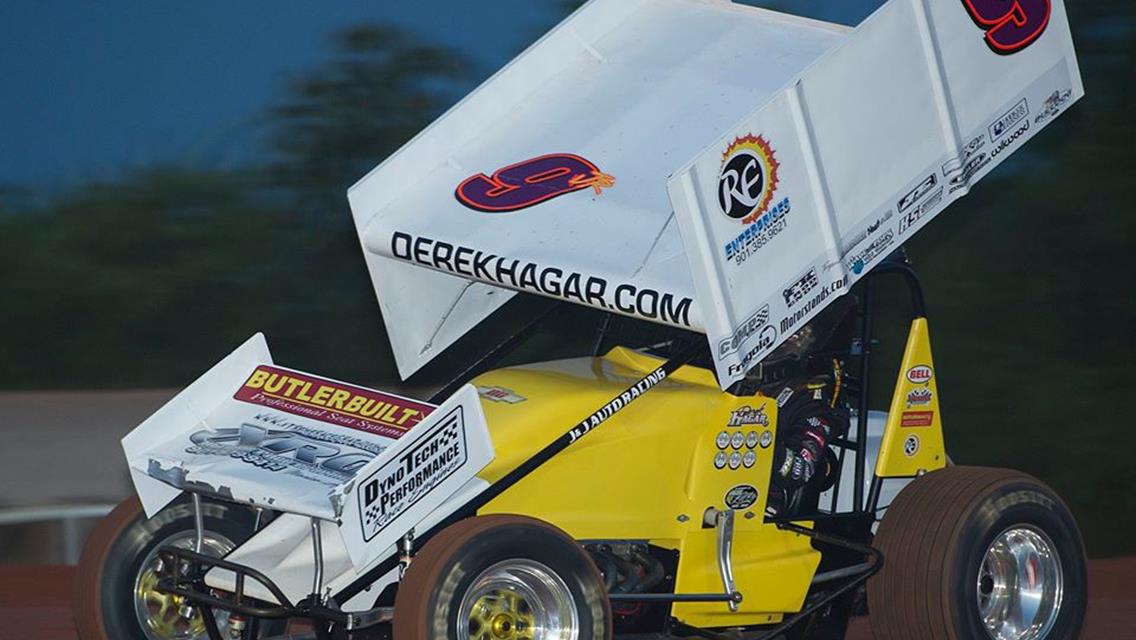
2,560 -> 1132,639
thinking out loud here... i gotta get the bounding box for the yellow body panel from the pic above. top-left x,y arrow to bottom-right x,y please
472,348 -> 820,627
875,318 -> 948,477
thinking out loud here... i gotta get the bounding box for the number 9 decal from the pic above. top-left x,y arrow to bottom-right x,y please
456,153 -> 615,213
961,0 -> 1051,55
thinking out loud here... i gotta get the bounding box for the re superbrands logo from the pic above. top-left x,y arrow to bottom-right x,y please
719,135 -> 779,223
718,134 -> 792,266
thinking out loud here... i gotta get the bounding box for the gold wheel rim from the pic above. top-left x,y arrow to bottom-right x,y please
468,587 -> 537,640
133,567 -> 208,639
458,559 -> 578,640
131,530 -> 235,640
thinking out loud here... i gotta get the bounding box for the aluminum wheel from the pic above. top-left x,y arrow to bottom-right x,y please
458,559 -> 580,640
977,526 -> 1064,640
132,530 -> 235,640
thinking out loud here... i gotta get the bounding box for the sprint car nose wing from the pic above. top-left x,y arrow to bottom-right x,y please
122,334 -> 495,570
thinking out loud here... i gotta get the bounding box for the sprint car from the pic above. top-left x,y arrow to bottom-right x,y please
74,1 -> 1087,639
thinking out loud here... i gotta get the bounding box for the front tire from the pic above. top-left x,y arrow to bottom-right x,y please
868,466 -> 1087,640
393,514 -> 612,640
74,495 -> 284,640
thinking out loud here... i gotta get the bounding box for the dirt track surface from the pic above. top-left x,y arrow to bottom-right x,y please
3,560 -> 1132,639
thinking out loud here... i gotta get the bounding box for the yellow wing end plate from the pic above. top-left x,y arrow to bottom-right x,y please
874,318 -> 948,478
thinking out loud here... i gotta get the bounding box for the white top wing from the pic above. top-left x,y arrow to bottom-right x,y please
348,0 -> 1081,387
348,0 -> 849,380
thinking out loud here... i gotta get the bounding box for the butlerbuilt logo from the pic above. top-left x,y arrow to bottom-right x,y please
718,135 -> 780,224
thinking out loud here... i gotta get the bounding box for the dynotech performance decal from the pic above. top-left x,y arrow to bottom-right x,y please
236,365 -> 433,439
358,405 -> 469,541
719,135 -> 792,266
960,0 -> 1051,55
455,153 -> 615,212
390,231 -> 694,327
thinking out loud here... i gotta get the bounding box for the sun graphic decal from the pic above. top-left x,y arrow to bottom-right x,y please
717,134 -> 780,225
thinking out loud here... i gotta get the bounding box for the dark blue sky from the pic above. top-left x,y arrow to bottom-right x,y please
0,1 -> 878,189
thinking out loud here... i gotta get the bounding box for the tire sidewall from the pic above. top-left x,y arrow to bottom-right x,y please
950,482 -> 1087,640
98,497 -> 258,640
427,523 -> 608,639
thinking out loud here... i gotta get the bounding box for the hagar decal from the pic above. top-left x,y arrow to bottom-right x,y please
961,0 -> 1050,55
728,405 -> 770,428
456,153 -> 615,212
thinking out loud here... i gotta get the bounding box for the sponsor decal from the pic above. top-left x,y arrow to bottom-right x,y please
989,99 -> 1030,140
726,324 -> 778,378
906,365 -> 934,384
716,431 -> 730,449
456,153 -> 614,212
723,197 -> 791,265
724,484 -> 759,510
718,305 -> 770,358
901,411 -> 935,428
719,135 -> 780,222
955,134 -> 987,166
742,450 -> 757,468
960,0 -> 1051,55
944,152 -> 992,194
783,268 -> 820,309
847,230 -> 895,275
728,405 -> 770,428
185,413 -> 387,487
476,386 -> 526,404
567,367 -> 667,443
759,430 -> 773,449
898,174 -> 938,214
728,451 -> 742,470
714,451 -> 728,469
1035,89 -> 1073,124
776,388 -> 794,407
990,119 -> 1030,159
391,232 -> 692,327
898,186 -> 946,234
236,366 -> 431,438
719,135 -> 792,265
906,388 -> 933,407
730,431 -> 745,449
903,434 -> 920,457
779,278 -> 848,335
841,211 -> 894,256
358,406 -> 469,541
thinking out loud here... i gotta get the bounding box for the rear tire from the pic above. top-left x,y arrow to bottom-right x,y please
393,514 -> 612,640
868,466 -> 1087,640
